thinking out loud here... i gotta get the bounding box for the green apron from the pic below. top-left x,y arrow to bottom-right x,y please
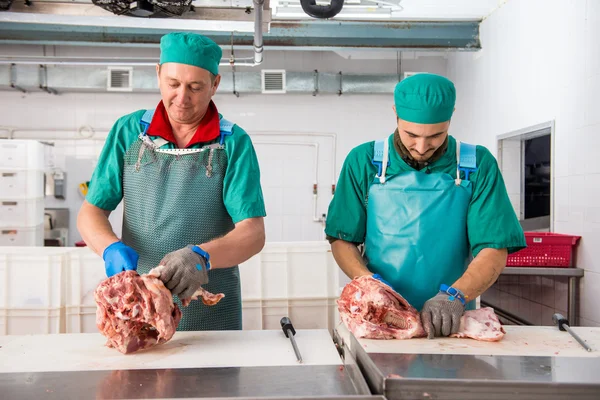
364,137 -> 477,311
121,111 -> 242,331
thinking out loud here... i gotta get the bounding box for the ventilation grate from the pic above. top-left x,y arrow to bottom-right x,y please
107,67 -> 133,92
261,70 -> 286,94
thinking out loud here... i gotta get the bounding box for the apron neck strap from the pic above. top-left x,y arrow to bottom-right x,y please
455,140 -> 462,185
380,138 -> 390,184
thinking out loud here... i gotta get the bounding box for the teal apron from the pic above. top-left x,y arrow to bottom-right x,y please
121,110 -> 242,331
364,137 -> 477,311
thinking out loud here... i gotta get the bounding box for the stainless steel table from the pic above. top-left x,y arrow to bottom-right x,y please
0,330 -> 383,400
0,365 -> 381,400
338,327 -> 600,400
501,267 -> 584,325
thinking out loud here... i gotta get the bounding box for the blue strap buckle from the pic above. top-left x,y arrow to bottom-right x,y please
458,142 -> 477,181
440,284 -> 466,305
371,159 -> 390,178
140,109 -> 155,136
219,118 -> 235,145
458,166 -> 477,180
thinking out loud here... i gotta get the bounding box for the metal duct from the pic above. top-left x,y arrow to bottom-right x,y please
0,65 -> 398,94
300,0 -> 344,19
92,0 -> 193,18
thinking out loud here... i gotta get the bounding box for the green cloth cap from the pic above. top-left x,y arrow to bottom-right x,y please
159,32 -> 222,76
394,73 -> 456,124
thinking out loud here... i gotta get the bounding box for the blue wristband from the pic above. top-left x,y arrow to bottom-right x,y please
190,245 -> 211,271
440,284 -> 466,305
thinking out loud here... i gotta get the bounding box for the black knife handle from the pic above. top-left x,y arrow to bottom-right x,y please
280,317 -> 296,337
553,313 -> 568,331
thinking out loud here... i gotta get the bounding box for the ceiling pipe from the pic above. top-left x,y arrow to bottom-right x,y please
253,0 -> 264,65
0,0 -> 265,67
299,0 -> 344,19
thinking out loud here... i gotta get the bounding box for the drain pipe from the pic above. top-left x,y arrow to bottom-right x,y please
226,0 -> 264,67
300,0 -> 344,19
253,0 -> 264,64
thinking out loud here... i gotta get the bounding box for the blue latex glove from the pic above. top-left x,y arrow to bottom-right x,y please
103,241 -> 139,277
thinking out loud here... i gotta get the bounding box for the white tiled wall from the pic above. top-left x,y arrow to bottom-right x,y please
447,0 -> 600,325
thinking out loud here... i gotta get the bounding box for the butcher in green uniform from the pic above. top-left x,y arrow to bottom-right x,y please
325,73 -> 525,338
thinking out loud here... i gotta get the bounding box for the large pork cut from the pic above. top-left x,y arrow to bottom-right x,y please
95,269 -> 223,354
337,275 -> 427,339
338,275 -> 505,342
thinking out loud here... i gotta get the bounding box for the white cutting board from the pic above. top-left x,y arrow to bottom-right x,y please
337,324 -> 600,358
0,329 -> 342,374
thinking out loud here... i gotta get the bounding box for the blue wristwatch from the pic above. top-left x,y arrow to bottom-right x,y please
190,245 -> 211,271
440,284 -> 466,305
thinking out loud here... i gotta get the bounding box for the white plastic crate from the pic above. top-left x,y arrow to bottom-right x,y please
0,140 -> 46,170
0,197 -> 44,227
0,308 -> 64,335
0,169 -> 45,198
242,298 -> 338,331
0,224 -> 44,246
65,305 -> 98,334
0,242 -> 342,334
64,248 -> 105,333
238,241 -> 339,300
0,247 -> 68,309
65,248 -> 106,307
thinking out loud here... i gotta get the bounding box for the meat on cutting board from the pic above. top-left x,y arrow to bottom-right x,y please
338,275 -> 505,342
95,270 -> 224,354
337,275 -> 427,339
450,306 -> 506,342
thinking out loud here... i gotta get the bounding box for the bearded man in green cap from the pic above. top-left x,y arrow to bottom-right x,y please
326,73 -> 525,338
78,32 -> 266,331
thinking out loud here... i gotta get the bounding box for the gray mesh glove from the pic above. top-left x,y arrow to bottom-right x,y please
157,245 -> 209,300
421,293 -> 465,339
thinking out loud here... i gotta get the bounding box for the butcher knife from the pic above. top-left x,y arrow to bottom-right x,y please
280,317 -> 303,363
552,313 -> 593,352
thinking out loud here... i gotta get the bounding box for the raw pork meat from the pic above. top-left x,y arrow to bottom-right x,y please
450,307 -> 506,341
338,275 -> 505,342
337,275 -> 426,339
95,270 -> 223,354
147,266 -> 224,307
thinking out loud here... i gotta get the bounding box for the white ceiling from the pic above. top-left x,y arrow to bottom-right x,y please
272,0 -> 505,21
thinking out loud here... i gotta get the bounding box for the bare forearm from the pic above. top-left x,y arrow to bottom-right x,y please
76,200 -> 119,256
199,217 -> 265,269
451,248 -> 507,300
331,239 -> 372,279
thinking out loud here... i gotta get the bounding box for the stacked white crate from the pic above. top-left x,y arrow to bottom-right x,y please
0,140 -> 46,246
0,247 -> 68,335
0,242 -> 343,335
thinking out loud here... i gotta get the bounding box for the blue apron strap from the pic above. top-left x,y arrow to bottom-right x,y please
219,117 -> 235,145
457,141 -> 477,182
140,109 -> 155,136
372,139 -> 391,183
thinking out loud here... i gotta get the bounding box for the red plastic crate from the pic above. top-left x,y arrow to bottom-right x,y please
506,232 -> 581,268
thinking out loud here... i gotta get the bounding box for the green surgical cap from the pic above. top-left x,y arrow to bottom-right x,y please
159,32 -> 222,76
394,73 -> 456,124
